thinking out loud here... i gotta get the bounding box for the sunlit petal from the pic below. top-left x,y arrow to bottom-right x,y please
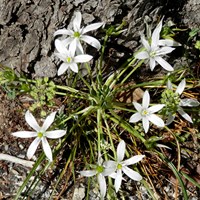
27,137 -> 41,159
117,140 -> 125,162
41,137 -> 52,161
155,56 -> 174,71
133,102 -> 142,112
55,39 -> 68,54
12,131 -> 37,138
97,173 -> 107,199
180,98 -> 200,107
80,170 -> 97,177
54,29 -> 72,37
123,155 -> 145,166
176,79 -> 185,95
148,104 -> 165,113
142,117 -> 149,133
42,112 -> 56,131
73,11 -> 82,31
74,54 -> 93,63
114,170 -> 122,192
123,166 -> 143,181
149,57 -> 156,71
140,34 -> 150,51
147,114 -> 165,127
167,79 -> 173,90
156,46 -> 175,55
69,63 -> 78,73
81,35 -> 101,50
135,51 -> 149,59
129,113 -> 142,123
58,63 -> 69,75
46,130 -> 66,139
177,108 -> 193,123
159,39 -> 181,46
83,22 -> 104,34
152,19 -> 162,47
142,90 -> 150,108
25,110 -> 40,132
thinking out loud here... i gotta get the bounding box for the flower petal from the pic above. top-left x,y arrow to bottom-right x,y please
142,90 -> 150,108
123,155 -> 145,166
76,40 -> 84,54
80,170 -> 97,177
27,137 -> 41,159
140,34 -> 151,51
147,114 -> 165,127
156,46 -> 175,55
45,130 -> 66,139
177,108 -> 193,123
83,22 -> 104,34
149,57 -> 156,71
129,113 -> 142,123
12,131 -> 37,138
133,102 -> 142,112
54,29 -> 72,37
123,166 -> 143,181
135,51 -> 149,60
62,37 -> 74,47
81,35 -> 101,50
41,137 -> 52,161
176,79 -> 185,95
114,169 -> 122,192
180,98 -> 200,107
167,79 -> 173,90
42,112 -> 56,131
97,173 -> 107,199
55,39 -> 68,54
117,140 -> 125,162
58,63 -> 69,75
155,56 -> 174,71
166,113 -> 176,125
151,19 -> 162,48
142,117 -> 149,133
25,110 -> 40,132
74,54 -> 93,63
73,11 -> 82,32
69,63 -> 79,73
69,38 -> 77,57
148,104 -> 165,113
159,39 -> 181,46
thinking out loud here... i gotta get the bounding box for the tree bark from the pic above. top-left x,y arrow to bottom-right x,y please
0,0 -> 198,77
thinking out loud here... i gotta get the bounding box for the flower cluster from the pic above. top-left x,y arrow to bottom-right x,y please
135,19 -> 178,71
54,11 -> 103,75
80,140 -> 145,199
161,79 -> 200,124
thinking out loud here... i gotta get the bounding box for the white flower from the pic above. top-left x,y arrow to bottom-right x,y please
12,110 -> 66,162
129,90 -> 165,133
166,79 -> 200,124
55,39 -> 93,75
54,11 -> 103,54
104,140 -> 145,192
80,154 -> 114,199
135,19 -> 175,71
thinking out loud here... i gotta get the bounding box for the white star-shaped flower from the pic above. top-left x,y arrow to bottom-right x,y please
166,79 -> 200,124
12,110 -> 66,162
135,19 -> 175,71
104,140 -> 145,192
80,154 -> 114,199
55,39 -> 93,75
129,90 -> 165,133
54,11 -> 103,54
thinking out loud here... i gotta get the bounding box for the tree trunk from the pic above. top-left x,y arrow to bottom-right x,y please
0,0 -> 198,77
